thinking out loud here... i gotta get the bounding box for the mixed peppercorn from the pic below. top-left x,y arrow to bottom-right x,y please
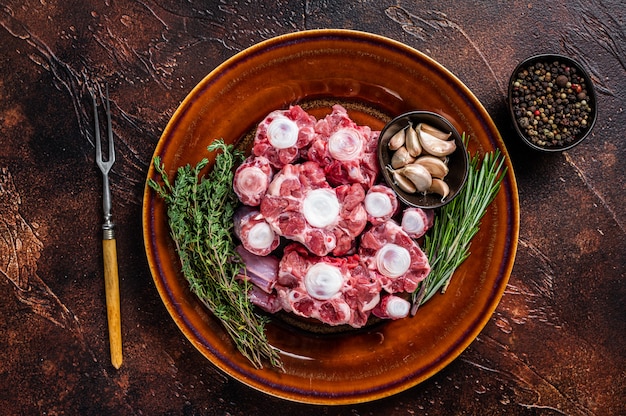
510,58 -> 594,149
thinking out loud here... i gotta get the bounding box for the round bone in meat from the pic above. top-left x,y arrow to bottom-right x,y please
246,222 -> 276,251
307,104 -> 380,189
234,206 -> 280,256
364,184 -> 398,225
233,156 -> 273,206
328,128 -> 363,161
253,106 -> 317,168
304,263 -> 343,300
302,188 -> 340,228
375,243 -> 411,278
372,295 -> 410,319
401,207 -> 434,239
359,220 -> 430,293
267,115 -> 299,149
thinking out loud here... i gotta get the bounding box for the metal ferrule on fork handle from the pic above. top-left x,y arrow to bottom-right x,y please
102,224 -> 115,240
102,223 -> 115,240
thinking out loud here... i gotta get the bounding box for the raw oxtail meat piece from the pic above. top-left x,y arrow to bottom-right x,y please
400,207 -> 435,239
331,182 -> 368,256
275,243 -> 381,328
233,206 -> 280,256
260,161 -> 367,256
371,294 -> 411,320
233,155 -> 274,206
364,184 -> 399,225
305,104 -> 380,189
252,105 -> 317,169
359,220 -> 430,294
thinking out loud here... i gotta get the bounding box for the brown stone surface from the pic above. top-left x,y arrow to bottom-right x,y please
1,1 -> 624,414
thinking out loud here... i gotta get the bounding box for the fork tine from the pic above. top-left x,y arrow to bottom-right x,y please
104,85 -> 115,165
93,92 -> 103,167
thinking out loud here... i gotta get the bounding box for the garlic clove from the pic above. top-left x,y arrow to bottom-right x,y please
418,122 -> 452,141
428,178 -> 450,200
392,170 -> 417,193
416,124 -> 456,156
391,146 -> 415,168
412,155 -> 449,178
388,127 -> 406,151
387,165 -> 417,193
405,123 -> 422,157
399,163 -> 432,193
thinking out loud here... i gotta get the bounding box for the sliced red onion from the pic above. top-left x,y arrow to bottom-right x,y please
375,243 -> 411,278
247,285 -> 282,313
235,246 -> 279,293
328,128 -> 363,161
267,115 -> 299,149
304,263 -> 343,300
302,188 -> 340,228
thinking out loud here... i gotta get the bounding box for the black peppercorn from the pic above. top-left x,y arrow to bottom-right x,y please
556,75 -> 568,88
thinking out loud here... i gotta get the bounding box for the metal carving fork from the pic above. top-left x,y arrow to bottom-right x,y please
93,86 -> 123,369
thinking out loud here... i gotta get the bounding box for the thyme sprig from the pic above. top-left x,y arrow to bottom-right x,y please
148,140 -> 283,370
411,136 -> 507,314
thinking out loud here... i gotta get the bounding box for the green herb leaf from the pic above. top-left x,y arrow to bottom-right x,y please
148,140 -> 284,370
411,135 -> 507,314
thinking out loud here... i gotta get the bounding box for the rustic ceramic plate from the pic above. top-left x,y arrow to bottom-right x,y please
143,29 -> 519,405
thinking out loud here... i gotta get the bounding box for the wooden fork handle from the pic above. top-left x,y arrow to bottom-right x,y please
103,238 -> 123,369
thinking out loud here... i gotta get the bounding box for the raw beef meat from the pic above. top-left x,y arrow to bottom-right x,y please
364,184 -> 399,225
252,105 -> 317,169
275,243 -> 381,327
234,206 -> 280,256
232,105 -> 437,328
331,182 -> 368,256
305,105 -> 380,189
233,156 -> 274,206
260,161 -> 367,256
359,220 -> 430,294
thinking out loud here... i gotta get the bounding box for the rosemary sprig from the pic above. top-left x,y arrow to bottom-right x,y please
411,136 -> 507,314
148,140 -> 283,370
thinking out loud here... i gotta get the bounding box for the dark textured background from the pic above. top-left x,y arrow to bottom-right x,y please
1,1 -> 624,415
